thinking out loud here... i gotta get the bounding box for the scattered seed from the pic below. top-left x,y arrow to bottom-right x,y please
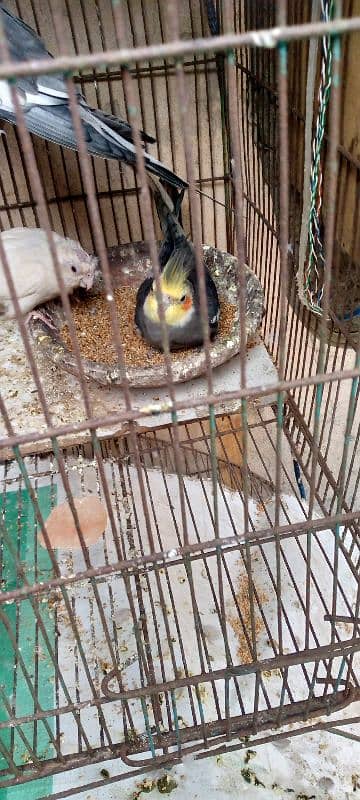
61,286 -> 236,368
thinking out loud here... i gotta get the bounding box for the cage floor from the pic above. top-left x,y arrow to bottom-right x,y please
1,423 -> 359,788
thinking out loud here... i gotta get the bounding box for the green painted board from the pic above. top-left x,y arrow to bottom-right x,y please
0,486 -> 56,799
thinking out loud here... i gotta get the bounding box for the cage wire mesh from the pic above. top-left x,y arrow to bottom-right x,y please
0,0 -> 359,795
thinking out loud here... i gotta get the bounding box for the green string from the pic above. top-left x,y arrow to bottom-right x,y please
305,0 -> 335,314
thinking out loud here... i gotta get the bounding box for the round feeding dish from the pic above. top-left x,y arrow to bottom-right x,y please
28,242 -> 264,389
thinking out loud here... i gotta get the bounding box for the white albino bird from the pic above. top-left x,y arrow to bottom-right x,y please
0,227 -> 97,320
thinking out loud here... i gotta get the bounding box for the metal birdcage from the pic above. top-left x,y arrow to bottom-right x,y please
0,0 -> 359,797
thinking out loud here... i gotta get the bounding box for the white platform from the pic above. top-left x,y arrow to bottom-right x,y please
0,320 -> 278,456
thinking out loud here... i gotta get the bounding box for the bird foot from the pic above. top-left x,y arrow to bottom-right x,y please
26,309 -> 57,331
134,325 -> 143,339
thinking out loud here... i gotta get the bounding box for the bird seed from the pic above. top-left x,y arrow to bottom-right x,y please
61,286 -> 236,367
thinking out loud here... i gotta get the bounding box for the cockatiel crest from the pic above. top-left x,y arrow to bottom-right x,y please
158,248 -> 192,298
0,227 -> 97,319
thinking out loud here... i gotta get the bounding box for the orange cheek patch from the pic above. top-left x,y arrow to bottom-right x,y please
183,297 -> 192,311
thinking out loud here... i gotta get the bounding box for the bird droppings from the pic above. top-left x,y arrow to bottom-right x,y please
157,775 -> 178,794
241,767 -> 265,788
244,749 -> 257,764
99,659 -> 111,674
61,286 -> 236,368
132,778 -> 156,797
295,795 -> 315,800
100,768 -> 110,779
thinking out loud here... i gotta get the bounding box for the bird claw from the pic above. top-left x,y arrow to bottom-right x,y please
134,325 -> 143,339
26,309 -> 57,331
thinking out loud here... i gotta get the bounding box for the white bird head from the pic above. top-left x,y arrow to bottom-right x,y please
0,227 -> 98,320
57,237 -> 97,292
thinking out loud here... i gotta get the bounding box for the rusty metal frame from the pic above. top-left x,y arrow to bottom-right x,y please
0,0 -> 359,793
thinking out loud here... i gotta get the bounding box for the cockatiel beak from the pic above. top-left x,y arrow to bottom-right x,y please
152,281 -> 171,309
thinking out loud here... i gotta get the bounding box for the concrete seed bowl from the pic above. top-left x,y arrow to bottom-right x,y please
28,242 -> 264,389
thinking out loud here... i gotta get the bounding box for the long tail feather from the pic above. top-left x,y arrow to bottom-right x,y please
78,105 -> 188,190
89,106 -> 156,145
147,175 -> 187,267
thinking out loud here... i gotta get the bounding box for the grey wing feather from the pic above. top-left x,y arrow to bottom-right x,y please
0,5 -> 187,189
89,107 -> 155,145
1,5 -> 51,60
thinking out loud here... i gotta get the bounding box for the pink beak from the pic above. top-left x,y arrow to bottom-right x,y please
80,272 -> 95,290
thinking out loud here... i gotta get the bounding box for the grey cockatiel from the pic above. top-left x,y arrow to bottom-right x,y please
135,180 -> 220,351
0,227 -> 96,319
0,5 -> 187,191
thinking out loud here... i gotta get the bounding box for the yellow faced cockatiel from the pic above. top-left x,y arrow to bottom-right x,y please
135,183 -> 220,351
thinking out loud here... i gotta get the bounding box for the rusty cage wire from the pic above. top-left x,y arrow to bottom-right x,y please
0,0 -> 359,796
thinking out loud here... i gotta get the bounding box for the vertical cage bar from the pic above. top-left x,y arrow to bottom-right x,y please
222,1 -> 260,735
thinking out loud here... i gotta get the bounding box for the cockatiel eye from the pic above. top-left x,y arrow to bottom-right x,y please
71,265 -> 77,273
180,294 -> 186,303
